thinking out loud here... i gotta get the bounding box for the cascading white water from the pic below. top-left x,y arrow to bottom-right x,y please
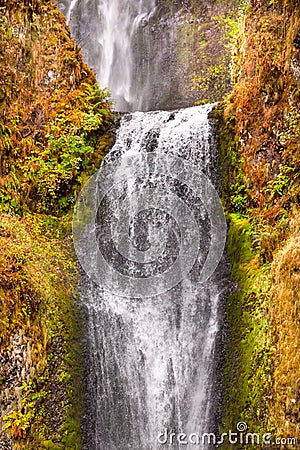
73,106 -> 230,449
60,0 -> 158,110
97,0 -> 157,110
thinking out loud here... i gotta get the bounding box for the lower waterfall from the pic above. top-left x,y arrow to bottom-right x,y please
73,105 -> 230,449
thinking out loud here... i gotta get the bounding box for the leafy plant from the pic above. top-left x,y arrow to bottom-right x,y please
3,409 -> 35,439
266,164 -> 295,199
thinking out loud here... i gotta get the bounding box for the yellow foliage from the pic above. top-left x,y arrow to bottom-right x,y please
269,215 -> 300,439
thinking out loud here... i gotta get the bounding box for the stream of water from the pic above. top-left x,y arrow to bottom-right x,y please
63,1 -> 230,448
59,0 -> 194,111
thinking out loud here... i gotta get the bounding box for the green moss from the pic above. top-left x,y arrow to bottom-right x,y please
222,214 -> 273,446
40,441 -> 63,449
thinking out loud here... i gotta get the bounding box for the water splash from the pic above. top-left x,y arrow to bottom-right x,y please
62,0 -> 157,110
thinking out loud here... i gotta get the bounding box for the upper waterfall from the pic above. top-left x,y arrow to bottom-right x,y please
65,0 -> 157,110
58,0 -> 236,111
58,0 -> 231,111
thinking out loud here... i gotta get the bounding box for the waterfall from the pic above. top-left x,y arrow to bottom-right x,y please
59,0 -> 231,448
58,0 -> 199,111
73,106 -> 230,449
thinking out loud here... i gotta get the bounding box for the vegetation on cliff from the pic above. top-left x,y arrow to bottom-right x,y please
177,0 -> 239,105
213,0 -> 300,446
0,0 -> 113,448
